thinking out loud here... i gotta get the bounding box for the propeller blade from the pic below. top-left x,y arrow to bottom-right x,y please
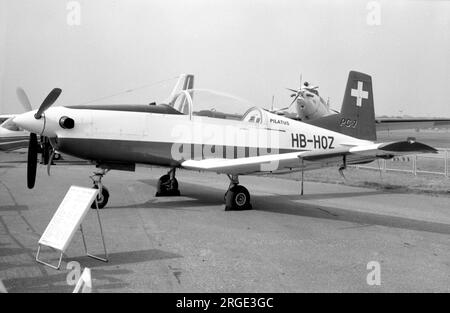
27,133 -> 38,189
34,88 -> 62,119
16,87 -> 33,112
275,106 -> 290,112
290,93 -> 301,106
286,88 -> 298,93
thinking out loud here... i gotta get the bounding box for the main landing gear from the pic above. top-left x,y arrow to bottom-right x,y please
156,168 -> 180,197
90,169 -> 110,209
224,174 -> 252,211
338,155 -> 347,180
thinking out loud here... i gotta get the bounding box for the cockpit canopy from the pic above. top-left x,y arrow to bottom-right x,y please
305,88 -> 319,96
169,88 -> 264,123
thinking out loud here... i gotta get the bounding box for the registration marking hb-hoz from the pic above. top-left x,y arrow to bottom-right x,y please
291,133 -> 335,149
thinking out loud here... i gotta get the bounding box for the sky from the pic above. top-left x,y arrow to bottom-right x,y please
0,0 -> 449,117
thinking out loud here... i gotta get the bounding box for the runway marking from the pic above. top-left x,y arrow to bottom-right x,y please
315,207 -> 339,217
340,223 -> 374,230
0,216 -> 50,285
0,180 -> 40,239
168,265 -> 182,284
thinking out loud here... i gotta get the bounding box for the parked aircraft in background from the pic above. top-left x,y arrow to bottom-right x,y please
0,115 -> 29,151
274,75 -> 450,131
13,71 -> 436,210
273,75 -> 337,121
0,91 -> 33,152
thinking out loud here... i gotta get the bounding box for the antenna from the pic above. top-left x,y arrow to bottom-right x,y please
271,95 -> 275,111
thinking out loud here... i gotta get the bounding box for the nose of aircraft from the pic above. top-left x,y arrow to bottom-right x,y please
296,96 -> 306,107
13,110 -> 45,134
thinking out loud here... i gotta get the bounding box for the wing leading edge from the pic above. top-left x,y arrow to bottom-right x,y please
181,141 -> 437,175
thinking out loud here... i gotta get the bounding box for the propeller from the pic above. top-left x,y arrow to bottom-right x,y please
16,87 -> 62,189
286,74 -> 320,108
286,74 -> 307,108
27,133 -> 38,189
34,88 -> 62,119
16,87 -> 33,112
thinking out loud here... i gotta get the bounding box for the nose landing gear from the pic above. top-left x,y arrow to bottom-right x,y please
156,168 -> 181,197
224,174 -> 252,211
90,169 -> 110,209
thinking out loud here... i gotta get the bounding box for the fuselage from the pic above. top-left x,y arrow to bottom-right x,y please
13,105 -> 372,171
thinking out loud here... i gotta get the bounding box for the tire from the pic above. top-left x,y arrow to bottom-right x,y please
225,185 -> 252,211
91,185 -> 110,209
156,175 -> 179,196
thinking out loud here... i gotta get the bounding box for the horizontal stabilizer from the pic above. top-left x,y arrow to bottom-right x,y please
378,141 -> 438,154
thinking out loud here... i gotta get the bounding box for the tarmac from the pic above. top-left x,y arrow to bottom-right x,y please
0,151 -> 449,292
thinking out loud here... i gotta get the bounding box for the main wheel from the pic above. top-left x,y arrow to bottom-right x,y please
225,185 -> 252,211
155,174 -> 180,196
91,185 -> 110,209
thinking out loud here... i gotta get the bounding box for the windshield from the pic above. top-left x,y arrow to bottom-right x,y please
170,88 -> 255,120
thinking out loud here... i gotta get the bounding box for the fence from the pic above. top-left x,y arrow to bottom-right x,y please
352,148 -> 449,178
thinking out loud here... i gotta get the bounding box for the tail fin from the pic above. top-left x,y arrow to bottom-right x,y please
167,74 -> 194,105
309,71 -> 377,141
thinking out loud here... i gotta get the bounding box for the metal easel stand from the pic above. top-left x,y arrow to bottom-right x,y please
79,199 -> 108,263
36,199 -> 108,270
35,245 -> 64,270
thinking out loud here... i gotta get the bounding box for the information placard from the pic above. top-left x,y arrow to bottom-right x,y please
38,186 -> 98,252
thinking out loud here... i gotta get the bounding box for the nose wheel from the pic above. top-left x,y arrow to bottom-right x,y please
92,185 -> 110,209
224,175 -> 252,211
90,169 -> 110,209
156,168 -> 181,197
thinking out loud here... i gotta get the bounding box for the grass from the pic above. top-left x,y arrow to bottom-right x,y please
275,166 -> 450,197
377,129 -> 450,148
272,129 -> 450,197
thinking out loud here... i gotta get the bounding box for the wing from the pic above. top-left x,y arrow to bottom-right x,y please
376,118 -> 450,131
181,141 -> 437,175
0,139 -> 29,151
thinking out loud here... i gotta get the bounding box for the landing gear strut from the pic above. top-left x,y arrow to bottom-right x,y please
156,168 -> 180,197
338,155 -> 347,180
90,169 -> 110,209
224,174 -> 252,211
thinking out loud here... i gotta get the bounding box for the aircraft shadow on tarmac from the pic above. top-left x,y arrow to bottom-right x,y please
109,179 -> 450,236
1,249 -> 182,292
